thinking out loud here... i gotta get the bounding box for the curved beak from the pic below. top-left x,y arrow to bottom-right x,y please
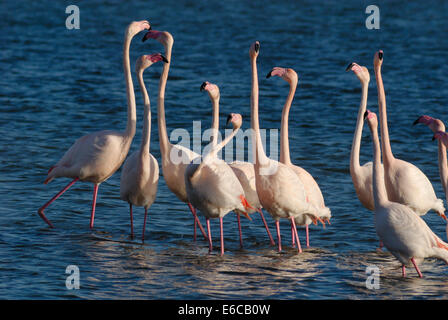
363,110 -> 369,120
266,70 -> 273,79
160,55 -> 169,63
413,116 -> 422,126
345,62 -> 354,72
254,42 -> 260,53
226,114 -> 232,126
378,51 -> 383,60
200,82 -> 207,92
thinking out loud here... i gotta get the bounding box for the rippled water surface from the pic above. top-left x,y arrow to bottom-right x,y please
2,0 -> 448,299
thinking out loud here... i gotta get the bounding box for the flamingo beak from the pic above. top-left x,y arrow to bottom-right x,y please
254,42 -> 260,53
200,82 -> 207,92
345,63 -> 354,72
378,51 -> 383,60
226,114 -> 232,126
413,117 -> 422,126
266,70 -> 273,78
363,111 -> 369,120
161,55 -> 169,63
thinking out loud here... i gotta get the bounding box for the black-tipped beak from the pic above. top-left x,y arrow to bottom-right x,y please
432,135 -> 436,141
413,116 -> 422,126
141,28 -> 152,42
345,63 -> 354,72
200,82 -> 207,92
266,70 -> 273,79
161,55 -> 169,63
226,114 -> 232,125
363,111 -> 369,120
378,51 -> 383,60
254,42 -> 260,53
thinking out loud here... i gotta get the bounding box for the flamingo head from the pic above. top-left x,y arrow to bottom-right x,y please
249,41 -> 260,59
413,115 -> 446,133
433,131 -> 448,146
346,62 -> 370,84
126,20 -> 151,38
142,29 -> 173,47
373,50 -> 384,70
364,109 -> 378,130
266,67 -> 298,84
136,53 -> 168,72
200,81 -> 220,100
226,113 -> 242,131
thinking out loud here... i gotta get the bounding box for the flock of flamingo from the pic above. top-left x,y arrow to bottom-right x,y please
37,20 -> 448,278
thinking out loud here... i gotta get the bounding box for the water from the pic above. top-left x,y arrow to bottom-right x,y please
1,0 -> 448,299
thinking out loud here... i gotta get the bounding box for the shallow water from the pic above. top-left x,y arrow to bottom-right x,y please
1,0 -> 448,299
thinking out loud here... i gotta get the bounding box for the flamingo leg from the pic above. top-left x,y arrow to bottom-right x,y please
257,209 -> 275,246
291,224 -> 295,248
220,217 -> 224,256
236,213 -> 243,249
305,224 -> 310,248
290,218 -> 302,253
142,207 -> 148,242
402,265 -> 406,277
188,203 -> 208,241
37,177 -> 79,228
89,184 -> 99,229
411,257 -> 423,278
275,220 -> 282,252
206,218 -> 212,254
129,203 -> 134,239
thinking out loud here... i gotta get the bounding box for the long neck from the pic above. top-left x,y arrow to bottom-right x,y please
137,69 -> 151,154
438,140 -> 448,196
123,33 -> 137,139
211,96 -> 220,147
375,67 -> 394,164
279,79 -> 297,165
158,41 -> 172,158
350,82 -> 369,174
371,125 -> 388,207
250,56 -> 268,167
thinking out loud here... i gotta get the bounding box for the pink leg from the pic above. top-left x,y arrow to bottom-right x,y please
275,220 -> 282,252
37,177 -> 79,228
129,203 -> 134,239
188,203 -> 208,241
237,213 -> 243,248
206,218 -> 212,254
402,265 -> 406,277
257,209 -> 275,246
305,224 -> 310,248
411,257 -> 423,278
290,218 -> 302,253
220,217 -> 224,256
89,184 -> 99,229
291,224 -> 296,248
142,207 -> 148,242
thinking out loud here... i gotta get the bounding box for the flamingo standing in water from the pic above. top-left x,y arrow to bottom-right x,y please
120,53 -> 167,241
249,41 -> 321,253
38,20 -> 151,228
185,113 -> 252,256
374,50 -> 445,220
266,67 -> 331,248
142,30 -> 208,241
365,109 -> 448,278
200,81 -> 275,247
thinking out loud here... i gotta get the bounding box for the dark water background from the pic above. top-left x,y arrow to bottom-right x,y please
1,0 -> 448,299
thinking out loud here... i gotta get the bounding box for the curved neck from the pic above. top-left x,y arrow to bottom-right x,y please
211,96 -> 220,147
250,57 -> 268,166
350,83 -> 369,173
375,67 -> 394,164
371,125 -> 388,207
158,41 -> 173,158
137,69 -> 151,154
280,79 -> 297,165
438,140 -> 448,196
123,33 -> 137,139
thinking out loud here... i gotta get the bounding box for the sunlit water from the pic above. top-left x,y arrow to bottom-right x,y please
1,0 -> 448,299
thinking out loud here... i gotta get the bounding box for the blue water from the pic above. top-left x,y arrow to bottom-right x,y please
1,0 -> 448,299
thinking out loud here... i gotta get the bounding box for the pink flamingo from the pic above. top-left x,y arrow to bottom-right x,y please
200,81 -> 275,247
374,50 -> 445,219
38,20 -> 151,228
266,67 -> 331,248
249,42 -> 321,253
366,109 -> 448,278
142,30 -> 208,241
120,53 -> 167,241
185,113 -> 252,256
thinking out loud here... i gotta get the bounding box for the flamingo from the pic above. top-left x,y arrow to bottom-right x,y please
142,29 -> 208,241
185,113 -> 252,256
120,53 -> 167,241
200,81 -> 275,247
38,20 -> 151,229
249,41 -> 321,253
374,50 -> 445,219
365,109 -> 448,278
266,66 -> 331,248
